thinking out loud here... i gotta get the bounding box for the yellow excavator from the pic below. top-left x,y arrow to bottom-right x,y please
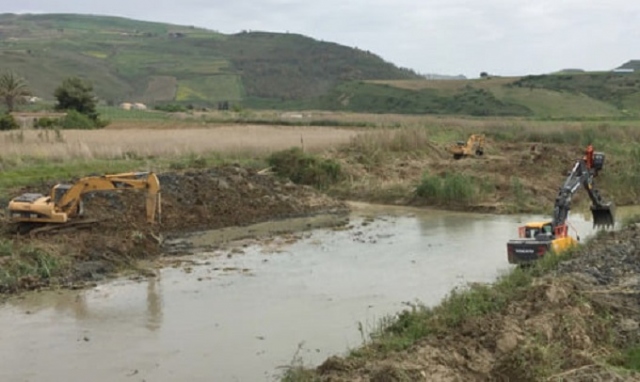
506,147 -> 614,264
448,134 -> 485,160
7,172 -> 161,234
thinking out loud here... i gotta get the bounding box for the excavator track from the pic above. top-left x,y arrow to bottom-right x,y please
22,219 -> 101,238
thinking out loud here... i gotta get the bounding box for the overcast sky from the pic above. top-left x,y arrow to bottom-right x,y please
6,0 -> 639,78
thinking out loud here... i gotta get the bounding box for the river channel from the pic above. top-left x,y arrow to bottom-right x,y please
0,203 -> 630,382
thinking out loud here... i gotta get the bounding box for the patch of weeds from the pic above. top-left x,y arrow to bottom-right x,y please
277,343 -> 319,382
0,243 -> 67,292
268,147 -> 343,189
187,154 -> 208,169
610,346 -> 640,371
168,160 -> 187,170
0,239 -> 13,257
415,171 -> 480,205
510,176 -> 525,201
498,337 -> 565,381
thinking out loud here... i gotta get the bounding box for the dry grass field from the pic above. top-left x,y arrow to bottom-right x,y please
0,125 -> 360,161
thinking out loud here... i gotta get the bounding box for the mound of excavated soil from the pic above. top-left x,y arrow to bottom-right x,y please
80,166 -> 347,234
0,166 -> 348,290
312,225 -> 640,381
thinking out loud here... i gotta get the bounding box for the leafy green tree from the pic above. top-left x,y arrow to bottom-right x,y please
54,77 -> 99,121
0,71 -> 31,112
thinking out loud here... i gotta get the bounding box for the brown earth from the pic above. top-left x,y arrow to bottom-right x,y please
330,139 -> 614,213
0,165 -> 349,293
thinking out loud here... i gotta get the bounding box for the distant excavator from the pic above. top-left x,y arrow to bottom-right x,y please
448,134 -> 485,160
507,145 -> 614,264
7,172 -> 161,235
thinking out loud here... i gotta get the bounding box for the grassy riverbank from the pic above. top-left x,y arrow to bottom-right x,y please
281,217 -> 640,381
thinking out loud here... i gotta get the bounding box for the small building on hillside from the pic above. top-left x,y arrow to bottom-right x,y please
120,102 -> 147,110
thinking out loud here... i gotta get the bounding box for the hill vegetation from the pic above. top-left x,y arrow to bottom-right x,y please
0,13 -> 420,107
1,13 -> 640,118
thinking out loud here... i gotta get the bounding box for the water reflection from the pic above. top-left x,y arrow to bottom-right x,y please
145,276 -> 163,331
7,277 -> 164,332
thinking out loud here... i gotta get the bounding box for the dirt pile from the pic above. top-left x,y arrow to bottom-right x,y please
312,225 -> 640,381
78,166 -> 347,234
0,165 -> 348,292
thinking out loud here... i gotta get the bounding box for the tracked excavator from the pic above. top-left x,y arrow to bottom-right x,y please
448,134 -> 485,160
506,146 -> 614,264
7,172 -> 161,235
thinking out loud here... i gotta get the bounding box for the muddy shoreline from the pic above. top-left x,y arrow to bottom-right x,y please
0,165 -> 350,296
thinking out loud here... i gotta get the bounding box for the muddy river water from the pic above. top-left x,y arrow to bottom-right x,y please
0,203 -> 633,382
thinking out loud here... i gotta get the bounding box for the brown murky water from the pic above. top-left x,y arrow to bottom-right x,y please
0,204 -> 626,382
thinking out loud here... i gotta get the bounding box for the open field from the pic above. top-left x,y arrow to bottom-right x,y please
0,125 -> 358,160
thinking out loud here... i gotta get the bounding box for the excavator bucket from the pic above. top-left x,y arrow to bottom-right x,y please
591,204 -> 615,228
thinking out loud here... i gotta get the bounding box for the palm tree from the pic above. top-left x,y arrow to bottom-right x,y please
0,71 -> 31,112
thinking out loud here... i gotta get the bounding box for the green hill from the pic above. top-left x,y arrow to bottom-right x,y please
327,71 -> 640,118
0,13 -> 421,107
1,13 -> 639,118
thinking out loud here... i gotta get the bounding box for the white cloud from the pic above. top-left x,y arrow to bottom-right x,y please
2,0 -> 639,77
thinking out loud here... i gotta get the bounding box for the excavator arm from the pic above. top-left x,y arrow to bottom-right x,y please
551,157 -> 614,229
55,172 -> 161,222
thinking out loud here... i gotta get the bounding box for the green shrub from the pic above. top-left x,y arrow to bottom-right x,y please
267,147 -> 343,189
0,113 -> 19,131
415,172 -> 477,205
34,116 -> 62,129
61,110 -> 98,129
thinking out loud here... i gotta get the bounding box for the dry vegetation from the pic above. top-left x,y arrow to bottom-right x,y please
0,125 -> 359,160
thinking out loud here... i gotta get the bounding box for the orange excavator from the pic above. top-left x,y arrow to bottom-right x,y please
7,172 -> 161,234
506,145 -> 614,264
